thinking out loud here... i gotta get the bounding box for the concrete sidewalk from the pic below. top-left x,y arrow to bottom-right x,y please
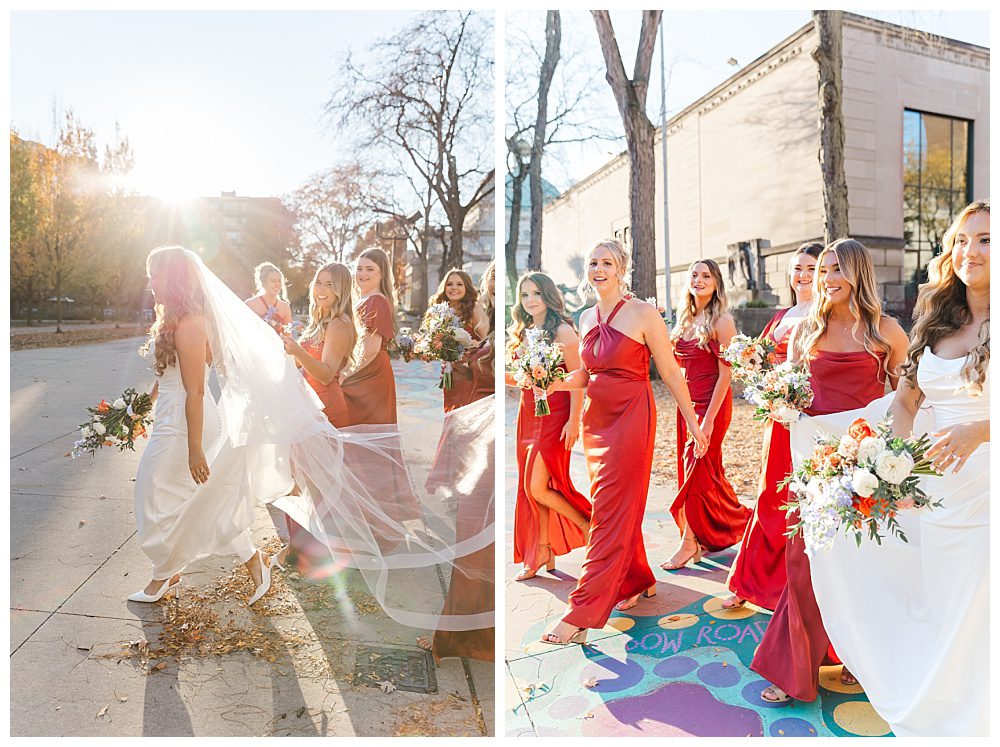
502,389 -> 891,738
10,339 -> 493,737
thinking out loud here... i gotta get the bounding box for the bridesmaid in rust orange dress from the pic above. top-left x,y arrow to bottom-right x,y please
540,239 -> 708,645
724,243 -> 821,610
507,271 -> 591,582
277,262 -> 357,567
428,269 -> 485,412
342,248 -> 398,425
422,260 -> 497,664
245,261 -> 292,333
664,259 -> 750,569
751,239 -> 908,703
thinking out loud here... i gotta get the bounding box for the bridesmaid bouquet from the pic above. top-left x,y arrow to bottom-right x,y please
741,361 -> 814,424
506,328 -> 566,416
780,417 -> 941,554
72,388 -> 153,458
722,333 -> 777,383
413,303 -> 475,389
282,320 -> 305,338
389,327 -> 417,362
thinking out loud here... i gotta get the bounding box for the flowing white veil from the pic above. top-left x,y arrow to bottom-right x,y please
180,248 -> 494,632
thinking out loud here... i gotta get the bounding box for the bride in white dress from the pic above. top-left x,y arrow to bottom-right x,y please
794,200 -> 989,736
129,246 -> 495,634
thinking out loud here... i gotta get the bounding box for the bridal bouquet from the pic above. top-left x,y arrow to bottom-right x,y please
780,417 -> 941,554
741,361 -> 814,424
72,388 -> 153,458
413,303 -> 474,389
506,327 -> 566,416
389,327 -> 417,362
283,320 -> 305,339
722,333 -> 777,383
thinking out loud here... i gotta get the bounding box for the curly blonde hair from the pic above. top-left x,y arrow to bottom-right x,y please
577,238 -> 631,298
300,262 -> 359,369
140,246 -> 205,376
671,259 -> 728,349
899,200 -> 990,396
792,239 -> 894,375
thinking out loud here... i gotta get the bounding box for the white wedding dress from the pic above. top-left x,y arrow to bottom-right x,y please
792,349 -> 989,736
134,356 -> 291,578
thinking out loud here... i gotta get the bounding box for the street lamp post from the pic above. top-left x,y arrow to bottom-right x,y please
658,21 -> 671,318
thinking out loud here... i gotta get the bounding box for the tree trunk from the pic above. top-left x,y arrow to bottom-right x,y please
415,234 -> 430,316
592,10 -> 662,300
55,266 -> 64,333
527,10 -> 560,271
506,155 -> 527,293
813,10 -> 850,243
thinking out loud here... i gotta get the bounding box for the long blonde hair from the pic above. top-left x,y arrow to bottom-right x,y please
301,262 -> 358,368
140,246 -> 205,376
356,248 -> 399,336
899,200 -> 990,395
671,259 -> 728,349
577,238 -> 631,298
478,260 -> 496,362
253,261 -> 288,301
793,238 -> 894,374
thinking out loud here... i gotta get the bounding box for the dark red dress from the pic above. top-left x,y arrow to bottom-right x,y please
671,337 -> 751,551
563,300 -> 656,629
443,321 -> 478,413
512,358 -> 591,570
750,349 -> 887,701
727,308 -> 793,609
343,295 -> 397,425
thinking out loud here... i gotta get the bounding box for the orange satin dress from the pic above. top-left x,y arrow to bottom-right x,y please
727,308 -> 792,610
466,341 -> 495,405
563,299 -> 656,629
299,338 -> 349,428
671,337 -> 751,551
512,359 -> 591,570
750,349 -> 887,701
342,294 -> 397,425
443,320 -> 478,412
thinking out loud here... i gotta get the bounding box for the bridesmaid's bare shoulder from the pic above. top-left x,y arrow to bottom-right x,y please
713,312 -> 738,338
554,322 -> 580,345
879,315 -> 907,345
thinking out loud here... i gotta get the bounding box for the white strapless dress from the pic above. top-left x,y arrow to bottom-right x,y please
792,349 -> 989,736
134,361 -> 291,578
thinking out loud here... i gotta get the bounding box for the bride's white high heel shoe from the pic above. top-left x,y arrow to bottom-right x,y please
247,550 -> 273,606
127,577 -> 181,603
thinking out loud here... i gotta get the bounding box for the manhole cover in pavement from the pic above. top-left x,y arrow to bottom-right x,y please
354,645 -> 438,693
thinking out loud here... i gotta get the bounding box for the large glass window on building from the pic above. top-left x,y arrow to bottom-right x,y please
902,109 -> 972,308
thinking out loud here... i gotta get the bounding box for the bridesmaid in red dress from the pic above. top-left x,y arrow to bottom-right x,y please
724,243 -> 822,610
751,239 -> 908,702
506,271 -> 591,581
276,262 -> 357,568
664,259 -> 751,570
342,248 -> 398,425
428,269 -> 485,412
245,261 -> 292,332
539,239 -> 708,645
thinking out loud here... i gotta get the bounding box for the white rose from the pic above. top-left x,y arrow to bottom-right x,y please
837,435 -> 860,461
770,404 -> 800,424
81,426 -> 92,438
454,328 -> 473,347
93,422 -> 106,436
874,450 -> 914,485
113,398 -> 127,409
851,468 -> 879,498
856,436 -> 886,464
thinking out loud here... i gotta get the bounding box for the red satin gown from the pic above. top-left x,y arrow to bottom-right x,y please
430,341 -> 495,663
563,299 -> 656,629
513,358 -> 591,571
443,321 -> 478,412
671,338 -> 751,551
343,294 -> 397,425
727,308 -> 792,609
750,349 -> 887,701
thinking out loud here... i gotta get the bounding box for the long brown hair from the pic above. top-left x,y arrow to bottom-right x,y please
301,262 -> 358,369
788,242 -> 824,304
355,248 -> 398,336
899,200 -> 990,395
478,260 -> 496,363
433,269 -> 478,327
507,271 -> 576,355
793,238 -> 894,374
671,259 -> 728,349
140,246 -> 205,376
